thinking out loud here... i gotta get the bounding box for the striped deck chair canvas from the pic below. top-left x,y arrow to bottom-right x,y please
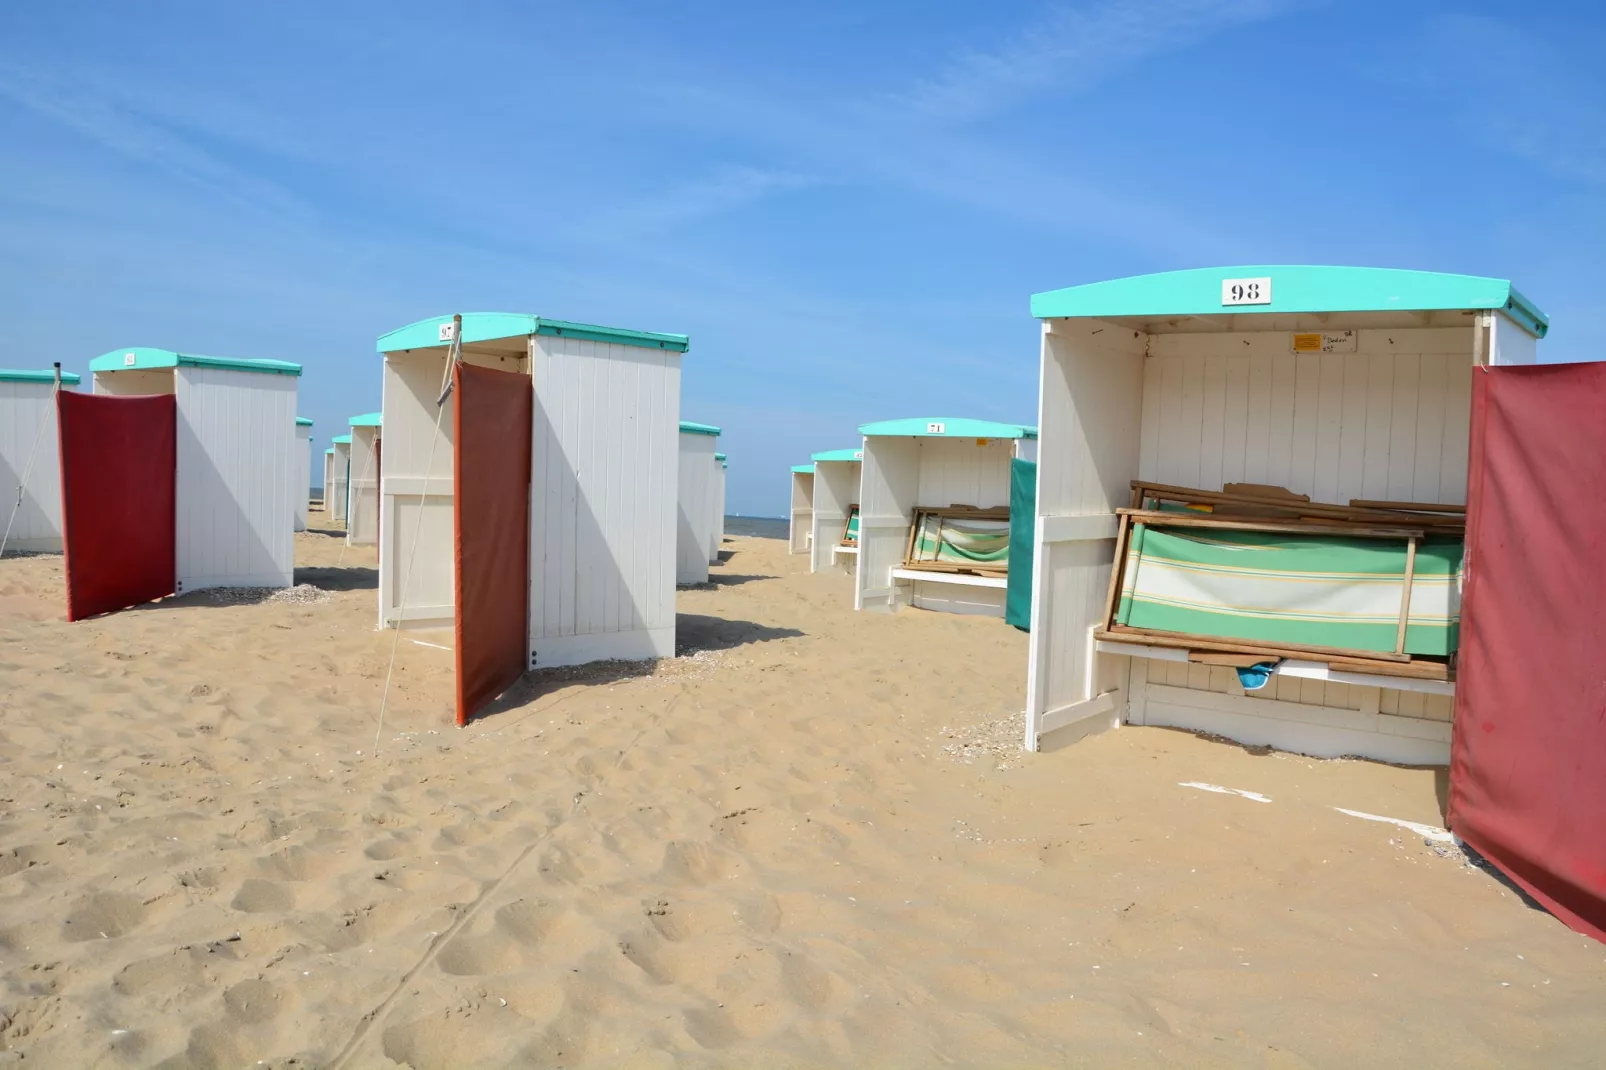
1116,523 -> 1463,656
909,512 -> 1010,571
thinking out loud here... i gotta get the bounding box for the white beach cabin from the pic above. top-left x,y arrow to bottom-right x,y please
855,419 -> 1037,617
378,312 -> 686,690
346,411 -> 381,547
711,452 -> 727,564
676,421 -> 721,584
1021,265 -> 1548,763
0,369 -> 81,554
809,448 -> 863,575
294,417 -> 313,532
327,435 -> 351,524
789,464 -> 814,555
90,347 -> 300,591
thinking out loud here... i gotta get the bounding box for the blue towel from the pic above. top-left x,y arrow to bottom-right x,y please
1236,662 -> 1279,691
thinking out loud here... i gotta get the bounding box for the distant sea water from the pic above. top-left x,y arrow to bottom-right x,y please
724,515 -> 787,539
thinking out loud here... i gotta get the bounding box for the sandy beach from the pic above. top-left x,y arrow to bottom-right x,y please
1,518 -> 1603,1068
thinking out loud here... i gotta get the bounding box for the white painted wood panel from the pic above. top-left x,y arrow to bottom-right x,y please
789,470 -> 813,554
915,437 -> 1014,509
531,336 -> 679,666
0,380 -> 75,553
855,437 -> 918,611
93,369 -> 173,396
377,352 -> 455,627
173,366 -> 297,591
347,425 -> 380,546
676,431 -> 717,585
1026,321 -> 1145,746
810,460 -> 861,574
293,424 -> 311,532
1138,328 -> 1475,505
329,441 -> 350,523
710,461 -> 725,564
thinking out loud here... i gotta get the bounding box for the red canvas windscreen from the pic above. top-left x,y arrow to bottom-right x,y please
452,362 -> 533,726
1449,360 -> 1606,944
58,391 -> 177,621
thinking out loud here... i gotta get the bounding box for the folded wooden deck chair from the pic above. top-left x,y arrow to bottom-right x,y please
839,505 -> 860,546
1115,516 -> 1463,657
904,506 -> 1010,576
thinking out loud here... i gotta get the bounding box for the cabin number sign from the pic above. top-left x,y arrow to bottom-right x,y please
1221,276 -> 1272,306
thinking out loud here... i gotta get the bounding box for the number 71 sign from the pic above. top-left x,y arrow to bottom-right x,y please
1221,276 -> 1272,306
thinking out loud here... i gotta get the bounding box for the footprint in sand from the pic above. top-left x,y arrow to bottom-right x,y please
230,878 -> 294,913
60,891 -> 147,941
222,977 -> 290,1024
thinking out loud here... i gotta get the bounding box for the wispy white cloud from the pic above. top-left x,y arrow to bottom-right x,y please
582,165 -> 817,243
897,0 -> 1307,123
0,62 -> 310,219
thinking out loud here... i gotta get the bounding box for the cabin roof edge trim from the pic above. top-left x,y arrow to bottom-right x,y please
376,313 -> 690,353
1029,265 -> 1548,339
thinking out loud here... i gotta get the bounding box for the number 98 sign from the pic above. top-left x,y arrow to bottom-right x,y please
1221,276 -> 1272,306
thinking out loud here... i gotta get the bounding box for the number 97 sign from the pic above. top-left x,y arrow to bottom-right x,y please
1221,276 -> 1272,306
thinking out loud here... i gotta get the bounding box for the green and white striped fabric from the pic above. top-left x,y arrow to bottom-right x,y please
842,507 -> 859,545
911,513 -> 1010,567
1116,524 -> 1462,655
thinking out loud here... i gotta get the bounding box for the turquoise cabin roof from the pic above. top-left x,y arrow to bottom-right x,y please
1030,265 -> 1548,338
377,313 -> 689,354
89,347 -> 303,376
0,369 -> 82,384
859,418 -> 1037,439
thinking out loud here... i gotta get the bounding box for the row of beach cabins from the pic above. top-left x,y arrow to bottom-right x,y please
1,263 -> 1601,942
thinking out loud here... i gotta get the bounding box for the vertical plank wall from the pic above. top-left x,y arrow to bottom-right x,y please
707,455 -> 725,565
173,366 -> 298,591
379,351 -> 456,627
328,441 -> 350,523
0,381 -> 74,552
810,460 -> 861,573
675,432 -> 717,585
789,470 -> 813,554
856,438 -> 919,610
293,423 -> 311,532
915,438 -> 1014,509
530,336 -> 680,667
347,426 -> 380,546
1027,321 -> 1146,735
1133,326 -> 1469,722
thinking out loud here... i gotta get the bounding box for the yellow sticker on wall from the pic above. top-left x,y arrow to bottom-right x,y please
1292,332 -> 1324,352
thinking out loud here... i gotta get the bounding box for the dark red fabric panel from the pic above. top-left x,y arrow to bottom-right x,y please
452,363 -> 532,726
57,391 -> 176,621
1450,361 -> 1606,944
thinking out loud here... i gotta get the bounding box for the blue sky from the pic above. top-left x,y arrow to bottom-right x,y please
2,1 -> 1602,516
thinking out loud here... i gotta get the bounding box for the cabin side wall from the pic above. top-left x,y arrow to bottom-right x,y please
1026,320 -> 1146,748
811,461 -> 861,574
856,438 -> 919,611
789,472 -> 813,554
1139,326 -> 1474,506
676,433 -> 717,585
708,458 -> 724,564
530,337 -> 680,666
173,366 -> 297,591
914,437 -> 1013,509
378,351 -> 454,627
0,381 -> 74,552
329,443 -> 351,522
293,426 -> 311,532
93,369 -> 174,396
347,426 -> 380,546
